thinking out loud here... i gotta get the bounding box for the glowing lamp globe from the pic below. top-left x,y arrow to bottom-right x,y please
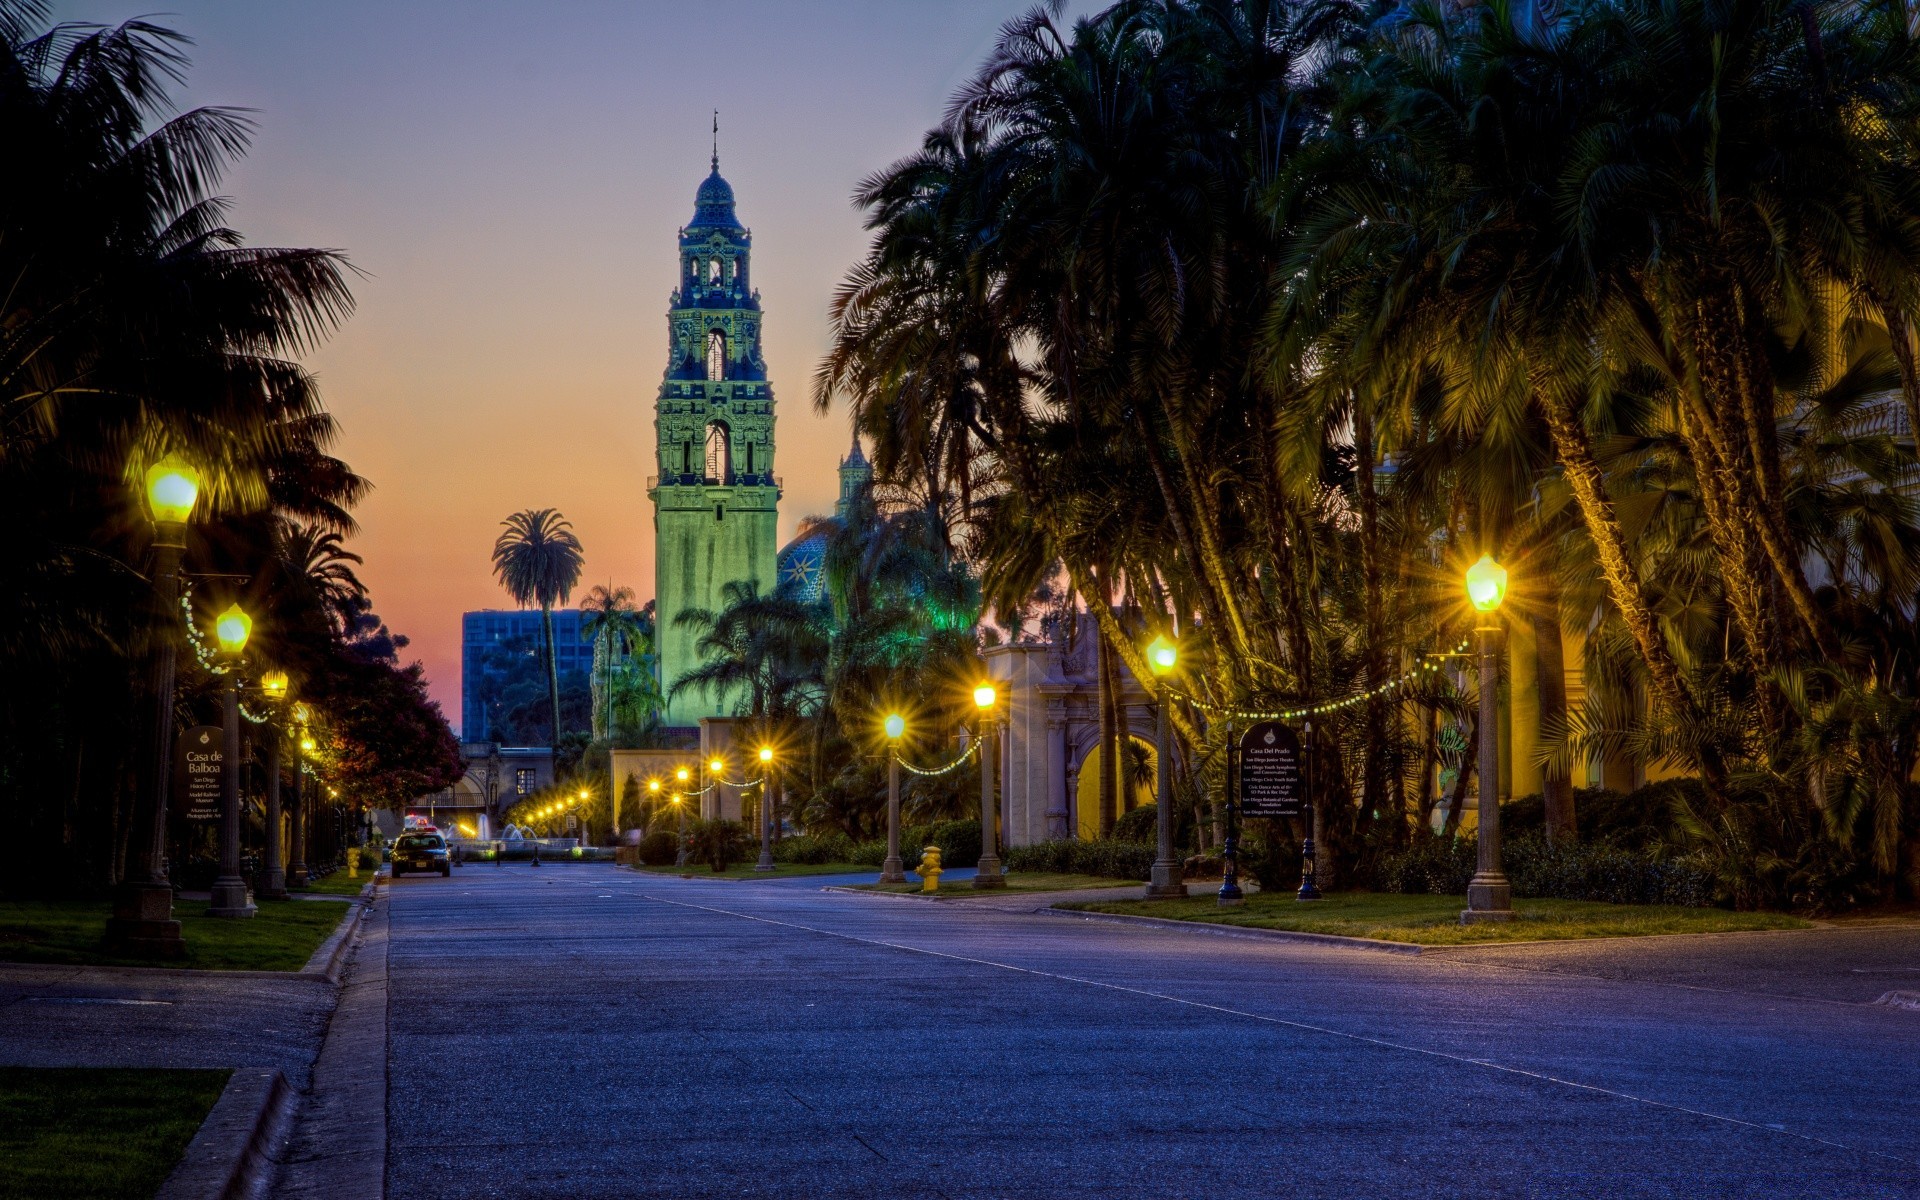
973,684 -> 997,710
1146,634 -> 1178,676
1465,554 -> 1509,614
214,603 -> 252,655
759,746 -> 773,764
884,714 -> 905,740
300,735 -> 317,755
709,758 -> 725,775
578,789 -> 588,801
260,670 -> 289,701
143,454 -> 201,524
648,779 -> 661,793
676,767 -> 690,783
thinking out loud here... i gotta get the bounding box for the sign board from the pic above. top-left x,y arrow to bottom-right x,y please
176,725 -> 224,821
1238,721 -> 1304,818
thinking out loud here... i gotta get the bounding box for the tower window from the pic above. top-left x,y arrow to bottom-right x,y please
714,503 -> 724,522
709,258 -> 722,284
707,330 -> 726,382
705,420 -> 732,485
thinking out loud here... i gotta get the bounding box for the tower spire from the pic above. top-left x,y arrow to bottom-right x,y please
711,109 -> 719,172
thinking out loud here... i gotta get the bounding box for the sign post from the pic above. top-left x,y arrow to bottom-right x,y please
1238,720 -> 1321,901
176,725 -> 224,822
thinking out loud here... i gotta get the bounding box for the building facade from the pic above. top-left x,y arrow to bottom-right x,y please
460,608 -> 591,742
650,154 -> 780,725
775,440 -> 871,604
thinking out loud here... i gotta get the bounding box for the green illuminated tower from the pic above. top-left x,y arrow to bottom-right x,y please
649,152 -> 779,724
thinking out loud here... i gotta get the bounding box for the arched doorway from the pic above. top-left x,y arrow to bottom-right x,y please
1074,735 -> 1157,840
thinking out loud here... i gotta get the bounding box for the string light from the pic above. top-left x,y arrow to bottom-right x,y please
1170,639 -> 1472,721
891,738 -> 980,778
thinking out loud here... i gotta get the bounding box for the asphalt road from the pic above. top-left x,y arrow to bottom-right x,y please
384,864 -> 1920,1199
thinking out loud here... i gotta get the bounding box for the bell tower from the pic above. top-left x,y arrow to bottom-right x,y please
649,150 -> 780,724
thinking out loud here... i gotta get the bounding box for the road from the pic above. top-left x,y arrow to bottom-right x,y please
381,864 -> 1920,1199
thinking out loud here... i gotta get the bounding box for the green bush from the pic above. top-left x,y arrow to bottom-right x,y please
773,833 -> 854,865
848,839 -> 888,866
686,819 -> 750,872
1372,833 -> 1715,906
1112,805 -> 1158,844
1004,838 -> 1154,880
902,819 -> 981,867
636,830 -> 678,867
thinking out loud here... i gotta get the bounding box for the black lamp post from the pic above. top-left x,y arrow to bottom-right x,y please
209,604 -> 257,918
259,670 -> 289,900
1462,553 -> 1514,924
880,714 -> 907,884
105,454 -> 200,958
289,715 -> 314,889
1218,721 -> 1243,907
755,744 -> 777,872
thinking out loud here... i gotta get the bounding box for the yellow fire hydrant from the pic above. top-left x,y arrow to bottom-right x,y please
917,846 -> 943,894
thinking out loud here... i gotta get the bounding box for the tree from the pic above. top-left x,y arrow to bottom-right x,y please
490,508 -> 584,748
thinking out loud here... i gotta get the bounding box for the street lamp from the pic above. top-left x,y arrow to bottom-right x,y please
1143,635 -> 1188,900
258,670 -> 290,900
1462,554 -> 1513,923
105,453 -> 202,957
671,793 -> 688,867
972,685 -> 1005,889
880,714 -> 907,884
209,603 -> 257,918
577,787 -> 589,845
290,710 -> 315,889
754,745 -> 777,873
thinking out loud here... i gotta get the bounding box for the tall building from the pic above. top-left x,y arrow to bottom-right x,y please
649,153 -> 780,725
460,609 -> 590,742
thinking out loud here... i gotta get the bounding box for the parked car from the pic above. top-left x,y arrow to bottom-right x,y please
391,832 -> 451,878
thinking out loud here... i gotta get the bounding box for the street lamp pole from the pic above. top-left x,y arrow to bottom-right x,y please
1143,636 -> 1187,900
259,671 -> 289,900
973,686 -> 1005,889
209,604 -> 257,918
105,455 -> 200,957
755,745 -> 776,872
1462,554 -> 1514,923
290,720 -> 313,889
880,714 -> 906,884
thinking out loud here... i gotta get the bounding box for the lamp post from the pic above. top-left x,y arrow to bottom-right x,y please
971,685 -> 1006,888
290,718 -> 315,889
209,604 -> 257,918
259,670 -> 290,899
671,793 -> 688,867
1462,553 -> 1513,923
105,454 -> 201,957
880,714 -> 907,884
1143,635 -> 1188,900
754,745 -> 777,872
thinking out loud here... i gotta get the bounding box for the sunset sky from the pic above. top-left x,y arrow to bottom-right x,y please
56,0 -> 1073,719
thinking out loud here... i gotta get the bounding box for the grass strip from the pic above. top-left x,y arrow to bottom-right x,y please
298,870 -> 373,896
1060,890 -> 1810,945
0,1067 -> 229,1200
0,897 -> 352,971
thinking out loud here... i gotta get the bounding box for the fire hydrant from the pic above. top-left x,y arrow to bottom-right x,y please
917,846 -> 943,894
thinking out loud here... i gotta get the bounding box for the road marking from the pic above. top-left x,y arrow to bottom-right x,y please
633,888 -> 1912,1167
23,997 -> 173,1006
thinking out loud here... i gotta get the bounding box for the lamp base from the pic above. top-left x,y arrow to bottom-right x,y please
208,877 -> 257,919
1145,860 -> 1188,900
1461,874 -> 1513,923
103,883 -> 186,959
972,855 -> 1007,889
879,856 -> 907,885
259,868 -> 287,901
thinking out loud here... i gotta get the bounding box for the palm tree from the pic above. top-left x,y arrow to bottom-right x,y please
579,584 -> 650,741
490,509 -> 584,747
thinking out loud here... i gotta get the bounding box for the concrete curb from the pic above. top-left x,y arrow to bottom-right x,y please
1040,905 -> 1426,955
1874,990 -> 1920,1011
820,885 -> 943,902
301,896 -> 371,984
154,1068 -> 295,1200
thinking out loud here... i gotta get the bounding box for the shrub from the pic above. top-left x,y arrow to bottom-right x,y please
685,819 -> 749,872
1371,832 -> 1715,906
1004,838 -> 1154,880
849,839 -> 888,866
902,819 -> 981,867
1112,805 -> 1158,845
636,830 -> 678,867
774,833 -> 855,865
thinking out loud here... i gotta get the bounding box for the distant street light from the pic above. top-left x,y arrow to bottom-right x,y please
105,453 -> 201,957
209,604 -> 257,918
754,745 -> 778,873
972,685 -> 1005,889
290,709 -> 315,889
1462,554 -> 1513,924
880,714 -> 907,884
1143,635 -> 1188,900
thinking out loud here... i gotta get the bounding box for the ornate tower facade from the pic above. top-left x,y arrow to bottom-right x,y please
650,157 -> 780,725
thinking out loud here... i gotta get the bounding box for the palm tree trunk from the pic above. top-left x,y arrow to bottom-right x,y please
1356,408 -> 1388,846
541,603 -> 561,748
1531,569 -> 1575,842
1097,624 -> 1118,839
1878,304 -> 1920,470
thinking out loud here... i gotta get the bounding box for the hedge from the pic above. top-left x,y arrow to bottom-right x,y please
1004,838 -> 1155,881
1373,832 -> 1716,907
